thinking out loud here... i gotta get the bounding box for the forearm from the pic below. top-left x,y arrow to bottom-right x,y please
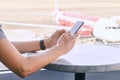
24,46 -> 63,76
11,39 -> 53,53
0,38 -> 63,78
11,41 -> 40,53
10,45 -> 63,78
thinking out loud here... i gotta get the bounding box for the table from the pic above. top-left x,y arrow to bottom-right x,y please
45,44 -> 120,80
1,44 -> 120,80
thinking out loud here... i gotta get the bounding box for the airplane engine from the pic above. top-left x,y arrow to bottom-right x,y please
93,18 -> 120,42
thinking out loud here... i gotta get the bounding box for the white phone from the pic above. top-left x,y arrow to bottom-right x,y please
70,21 -> 84,35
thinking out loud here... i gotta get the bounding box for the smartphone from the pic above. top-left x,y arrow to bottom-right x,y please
70,21 -> 84,35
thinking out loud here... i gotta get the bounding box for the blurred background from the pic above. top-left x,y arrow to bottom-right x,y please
0,0 -> 120,41
0,0 -> 120,24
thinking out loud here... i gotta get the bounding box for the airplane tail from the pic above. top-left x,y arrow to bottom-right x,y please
52,0 -> 62,22
53,0 -> 60,13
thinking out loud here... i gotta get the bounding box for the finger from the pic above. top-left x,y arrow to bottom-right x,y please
74,33 -> 78,38
55,29 -> 66,37
57,29 -> 66,33
66,33 -> 75,40
59,29 -> 66,34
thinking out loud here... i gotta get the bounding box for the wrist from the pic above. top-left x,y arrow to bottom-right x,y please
39,40 -> 46,50
49,45 -> 64,56
53,45 -> 68,56
43,38 -> 52,49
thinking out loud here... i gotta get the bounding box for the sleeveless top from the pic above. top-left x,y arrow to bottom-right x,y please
0,25 -> 6,39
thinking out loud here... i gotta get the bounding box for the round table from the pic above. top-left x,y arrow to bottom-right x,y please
45,44 -> 120,80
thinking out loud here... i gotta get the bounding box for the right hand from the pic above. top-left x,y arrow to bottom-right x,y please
56,31 -> 77,55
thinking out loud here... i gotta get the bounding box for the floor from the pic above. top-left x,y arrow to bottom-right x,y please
1,70 -> 120,80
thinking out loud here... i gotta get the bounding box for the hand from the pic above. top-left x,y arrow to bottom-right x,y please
44,29 -> 66,48
56,31 -> 77,55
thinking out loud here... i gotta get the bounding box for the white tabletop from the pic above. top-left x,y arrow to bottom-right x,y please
45,44 -> 120,73
1,44 -> 120,73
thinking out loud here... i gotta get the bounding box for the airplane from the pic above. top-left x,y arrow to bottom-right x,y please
93,18 -> 120,43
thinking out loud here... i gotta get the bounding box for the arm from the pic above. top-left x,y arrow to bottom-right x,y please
11,29 -> 66,53
0,31 -> 77,78
11,40 -> 40,53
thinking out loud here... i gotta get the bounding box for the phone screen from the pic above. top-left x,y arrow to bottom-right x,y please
70,21 -> 84,35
